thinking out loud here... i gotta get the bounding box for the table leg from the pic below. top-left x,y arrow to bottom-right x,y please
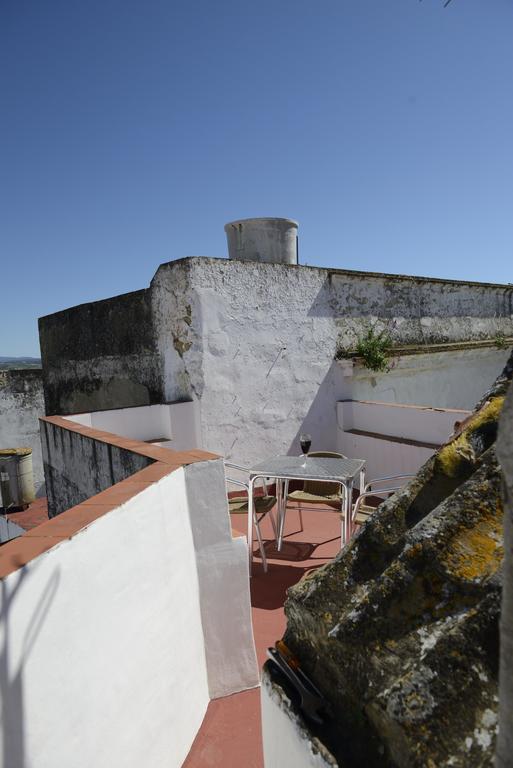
344,480 -> 353,545
248,476 -> 255,577
277,478 -> 288,551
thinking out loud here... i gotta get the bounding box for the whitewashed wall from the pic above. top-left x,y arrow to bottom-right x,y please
261,673 -> 337,768
0,461 -> 258,768
336,400 -> 470,480
340,431 -> 435,482
337,400 -> 470,444
39,257 -> 513,472
348,347 -> 511,409
64,401 -> 201,450
151,259 -> 512,468
0,370 -> 45,496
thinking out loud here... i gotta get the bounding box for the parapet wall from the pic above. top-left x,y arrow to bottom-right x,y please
39,288 -> 162,416
0,417 -> 258,768
41,417 -> 153,517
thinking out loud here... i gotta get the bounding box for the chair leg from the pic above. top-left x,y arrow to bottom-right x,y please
277,503 -> 287,551
254,512 -> 268,573
268,507 -> 278,541
298,503 -> 304,533
277,479 -> 288,551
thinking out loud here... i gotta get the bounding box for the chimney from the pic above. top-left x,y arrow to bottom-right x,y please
224,218 -> 298,265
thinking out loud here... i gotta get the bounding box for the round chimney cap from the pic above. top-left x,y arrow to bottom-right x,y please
224,217 -> 298,232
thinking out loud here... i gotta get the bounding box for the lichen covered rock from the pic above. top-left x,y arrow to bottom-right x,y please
280,351 -> 513,767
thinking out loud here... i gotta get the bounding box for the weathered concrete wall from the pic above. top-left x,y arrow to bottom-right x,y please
41,420 -> 152,517
39,288 -> 162,416
348,347 -> 511,409
0,369 -> 45,495
159,259 -> 513,464
39,257 -> 513,467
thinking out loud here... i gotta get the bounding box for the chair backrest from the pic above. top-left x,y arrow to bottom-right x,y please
303,451 -> 346,496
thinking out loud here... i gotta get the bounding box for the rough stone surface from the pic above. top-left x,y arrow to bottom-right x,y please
496,369 -> 513,768
0,369 -> 45,495
278,351 -> 513,768
39,288 -> 162,416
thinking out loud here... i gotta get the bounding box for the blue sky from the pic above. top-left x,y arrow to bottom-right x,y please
1,0 -> 512,356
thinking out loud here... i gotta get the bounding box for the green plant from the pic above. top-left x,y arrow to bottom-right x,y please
494,331 -> 507,350
355,327 -> 392,372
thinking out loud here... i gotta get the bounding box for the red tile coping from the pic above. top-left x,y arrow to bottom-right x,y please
41,415 -> 219,465
0,417 -> 221,581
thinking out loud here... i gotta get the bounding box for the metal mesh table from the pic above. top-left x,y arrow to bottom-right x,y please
247,455 -> 366,574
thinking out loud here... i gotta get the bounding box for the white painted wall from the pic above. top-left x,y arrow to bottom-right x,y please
336,400 -> 470,480
0,461 -> 258,768
151,259 -> 511,470
337,400 -> 470,445
348,347 -> 511,409
339,431 -> 435,482
64,401 -> 201,450
261,674 -> 337,768
184,459 -> 259,698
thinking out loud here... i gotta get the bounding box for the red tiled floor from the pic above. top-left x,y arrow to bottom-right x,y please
4,496 -> 49,531
183,504 -> 342,768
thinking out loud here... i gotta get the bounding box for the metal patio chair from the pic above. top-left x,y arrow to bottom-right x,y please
225,462 -> 277,573
349,474 -> 415,537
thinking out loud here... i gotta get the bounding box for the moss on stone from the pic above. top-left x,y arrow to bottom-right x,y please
172,335 -> 192,357
441,501 -> 503,583
436,396 -> 505,478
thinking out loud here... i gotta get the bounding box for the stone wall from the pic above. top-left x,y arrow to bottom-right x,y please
39,257 -> 513,466
0,369 -> 45,495
39,288 -> 162,415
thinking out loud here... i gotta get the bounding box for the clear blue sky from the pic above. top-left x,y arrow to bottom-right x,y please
1,0 -> 512,356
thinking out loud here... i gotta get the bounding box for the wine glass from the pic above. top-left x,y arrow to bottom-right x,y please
299,433 -> 312,465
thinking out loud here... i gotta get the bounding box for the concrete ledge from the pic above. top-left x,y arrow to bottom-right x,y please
338,337 -> 513,361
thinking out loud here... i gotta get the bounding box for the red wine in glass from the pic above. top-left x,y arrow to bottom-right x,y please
300,433 -> 312,456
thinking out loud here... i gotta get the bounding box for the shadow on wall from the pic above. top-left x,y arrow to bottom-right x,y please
0,563 -> 60,768
286,361 -> 348,456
